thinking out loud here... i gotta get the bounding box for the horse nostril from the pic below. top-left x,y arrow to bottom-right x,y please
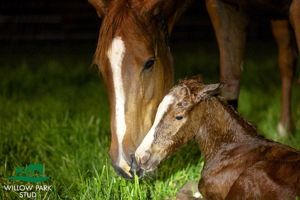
141,151 -> 151,165
129,154 -> 144,178
130,154 -> 139,170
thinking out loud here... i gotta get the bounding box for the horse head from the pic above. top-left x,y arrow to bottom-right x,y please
89,0 -> 191,179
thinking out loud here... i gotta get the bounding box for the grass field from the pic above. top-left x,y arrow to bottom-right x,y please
0,41 -> 299,199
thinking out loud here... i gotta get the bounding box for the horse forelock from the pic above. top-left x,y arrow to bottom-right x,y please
94,0 -> 158,70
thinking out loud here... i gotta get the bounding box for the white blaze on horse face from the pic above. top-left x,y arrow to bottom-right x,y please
136,94 -> 174,159
107,37 -> 131,176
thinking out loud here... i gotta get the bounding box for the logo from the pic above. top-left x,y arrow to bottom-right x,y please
6,164 -> 51,183
4,164 -> 52,198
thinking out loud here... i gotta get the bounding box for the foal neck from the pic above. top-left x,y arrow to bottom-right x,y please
194,96 -> 259,161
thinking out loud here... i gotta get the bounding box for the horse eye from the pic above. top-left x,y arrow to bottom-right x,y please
176,116 -> 183,120
143,59 -> 155,72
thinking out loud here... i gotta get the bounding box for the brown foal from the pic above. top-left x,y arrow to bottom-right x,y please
136,78 -> 300,200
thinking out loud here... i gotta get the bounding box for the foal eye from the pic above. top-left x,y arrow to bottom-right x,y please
176,116 -> 183,120
143,59 -> 155,72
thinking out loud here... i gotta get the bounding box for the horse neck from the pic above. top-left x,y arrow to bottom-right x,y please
194,96 -> 259,162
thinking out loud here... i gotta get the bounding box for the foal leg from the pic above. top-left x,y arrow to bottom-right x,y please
271,20 -> 297,137
171,181 -> 202,200
206,0 -> 248,110
289,0 -> 300,85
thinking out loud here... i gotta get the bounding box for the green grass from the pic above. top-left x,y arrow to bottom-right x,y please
0,41 -> 299,199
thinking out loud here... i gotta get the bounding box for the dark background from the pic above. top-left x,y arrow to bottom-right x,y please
0,0 -> 273,47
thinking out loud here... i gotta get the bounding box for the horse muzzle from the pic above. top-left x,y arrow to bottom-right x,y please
112,154 -> 145,180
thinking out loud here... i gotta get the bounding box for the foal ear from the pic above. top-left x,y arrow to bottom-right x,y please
88,0 -> 109,18
179,85 -> 193,107
195,83 -> 224,103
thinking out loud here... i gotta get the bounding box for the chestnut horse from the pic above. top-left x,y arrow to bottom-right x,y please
88,0 -> 300,179
136,78 -> 300,199
88,0 -> 191,179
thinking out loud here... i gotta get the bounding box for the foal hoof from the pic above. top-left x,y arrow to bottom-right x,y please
169,181 -> 203,200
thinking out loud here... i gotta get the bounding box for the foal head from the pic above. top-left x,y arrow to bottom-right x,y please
135,79 -> 222,171
89,0 -> 190,179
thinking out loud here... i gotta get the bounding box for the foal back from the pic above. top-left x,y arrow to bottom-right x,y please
225,141 -> 300,200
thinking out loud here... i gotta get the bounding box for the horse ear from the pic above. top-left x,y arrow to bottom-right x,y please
134,0 -> 163,16
162,0 -> 192,35
134,0 -> 191,35
88,0 -> 109,18
195,83 -> 224,103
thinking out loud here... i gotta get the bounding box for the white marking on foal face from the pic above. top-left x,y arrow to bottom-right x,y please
107,37 -> 131,176
135,94 -> 174,158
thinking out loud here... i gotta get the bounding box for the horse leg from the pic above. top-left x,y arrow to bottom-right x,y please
206,0 -> 248,110
289,0 -> 300,85
271,20 -> 297,138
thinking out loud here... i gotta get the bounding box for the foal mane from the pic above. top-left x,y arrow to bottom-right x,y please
176,77 -> 208,103
176,77 -> 259,135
